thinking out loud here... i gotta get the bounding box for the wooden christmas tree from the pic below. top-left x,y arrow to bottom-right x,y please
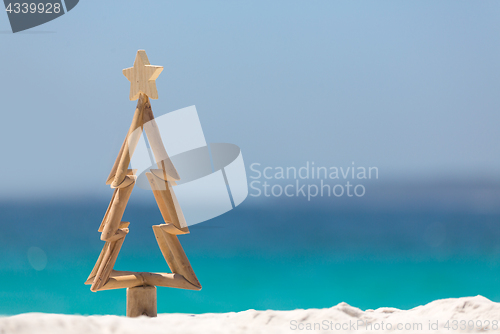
85,50 -> 201,317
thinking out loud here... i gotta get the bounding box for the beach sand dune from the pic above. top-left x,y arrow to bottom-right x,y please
1,296 -> 499,333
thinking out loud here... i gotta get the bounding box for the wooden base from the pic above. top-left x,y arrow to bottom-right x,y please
126,285 -> 157,317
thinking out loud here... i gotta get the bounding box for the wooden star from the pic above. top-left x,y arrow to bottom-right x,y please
123,50 -> 163,100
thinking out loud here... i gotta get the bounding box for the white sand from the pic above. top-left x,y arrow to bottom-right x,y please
1,296 -> 500,333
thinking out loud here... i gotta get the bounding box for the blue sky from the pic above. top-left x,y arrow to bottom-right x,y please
1,1 -> 499,199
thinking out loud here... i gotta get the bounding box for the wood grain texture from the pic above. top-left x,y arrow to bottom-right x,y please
147,172 -> 173,223
150,169 -> 177,185
161,229 -> 200,288
90,235 -> 126,292
86,270 -> 200,291
106,228 -> 129,242
152,224 -> 200,288
152,225 -> 176,272
143,107 -> 180,181
86,242 -> 110,284
111,94 -> 148,188
142,272 -> 200,290
160,223 -> 189,235
127,286 -> 157,317
98,189 -> 117,232
105,136 -> 127,185
88,222 -> 131,284
123,50 -> 163,101
101,177 -> 135,241
146,172 -> 188,230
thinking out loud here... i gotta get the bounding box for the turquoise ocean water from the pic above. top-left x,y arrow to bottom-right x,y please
1,187 -> 500,315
